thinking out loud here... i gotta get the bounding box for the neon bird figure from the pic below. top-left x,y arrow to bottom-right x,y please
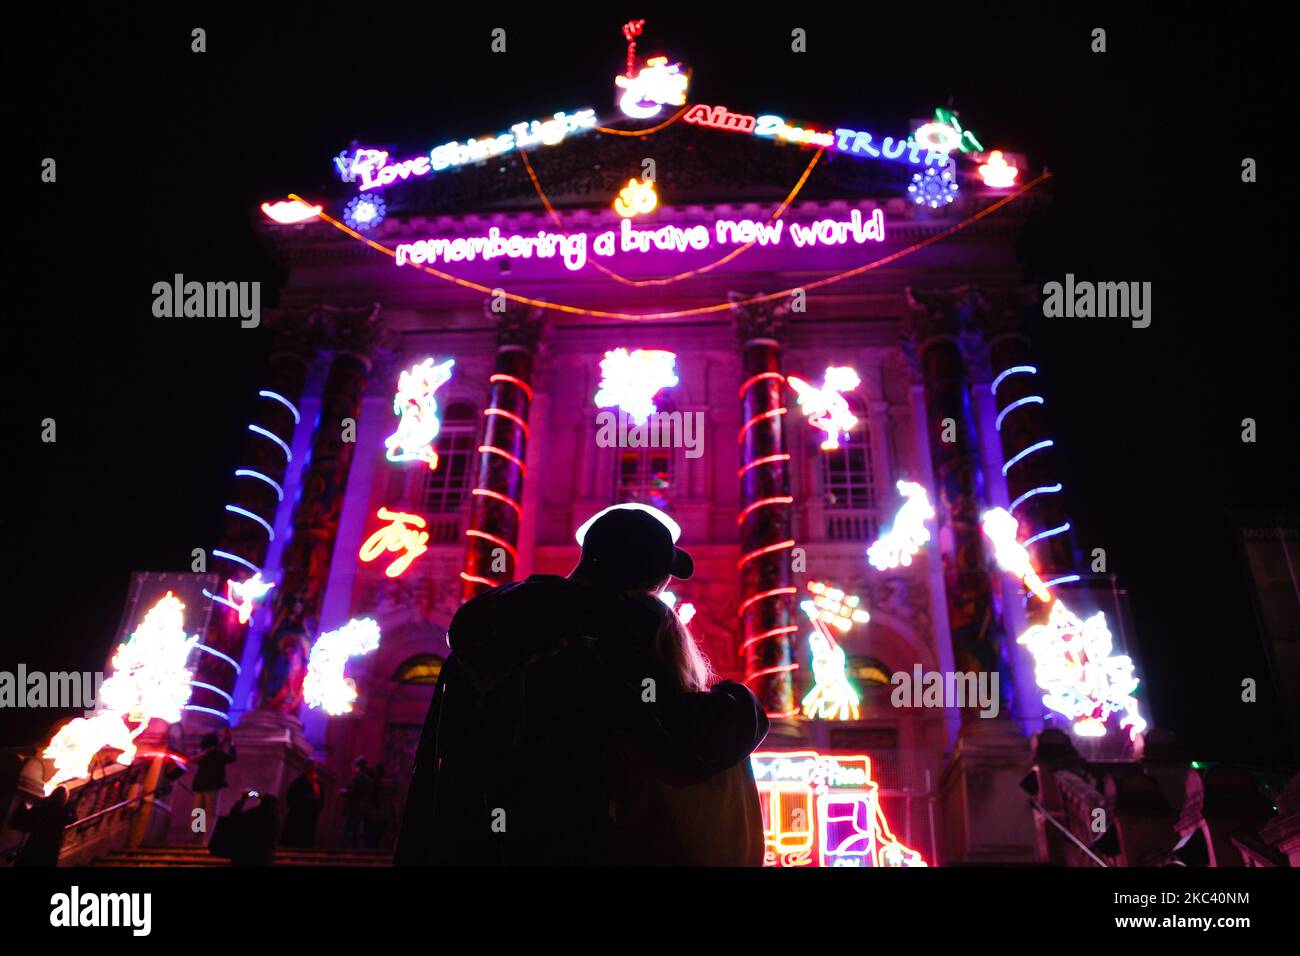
594,348 -> 679,425
787,366 -> 861,450
981,507 -> 1051,602
1017,600 -> 1147,741
226,572 -> 275,625
385,357 -> 454,470
867,480 -> 935,571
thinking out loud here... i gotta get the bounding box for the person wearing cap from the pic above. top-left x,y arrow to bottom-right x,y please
394,504 -> 769,866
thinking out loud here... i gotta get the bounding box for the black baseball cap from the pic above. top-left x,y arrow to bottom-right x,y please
575,504 -> 694,584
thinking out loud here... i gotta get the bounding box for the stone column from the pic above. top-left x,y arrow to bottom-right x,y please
460,302 -> 544,601
731,294 -> 798,724
187,310 -> 315,735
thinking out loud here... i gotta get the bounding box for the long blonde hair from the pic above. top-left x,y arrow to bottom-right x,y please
637,590 -> 715,692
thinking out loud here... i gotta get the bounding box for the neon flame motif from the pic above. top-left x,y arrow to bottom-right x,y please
867,480 -> 935,571
226,572 -> 275,625
302,617 -> 382,716
615,56 -> 689,119
659,590 -> 697,626
260,198 -> 322,224
978,150 -> 1019,188
1017,600 -> 1147,741
787,366 -> 861,450
594,348 -> 679,426
799,582 -> 868,722
42,712 -> 139,795
751,752 -> 928,867
385,358 -> 455,470
613,178 -> 658,218
981,507 -> 1052,602
96,592 -> 199,726
359,507 -> 430,578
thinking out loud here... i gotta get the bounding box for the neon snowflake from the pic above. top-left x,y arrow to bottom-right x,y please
385,357 -> 455,470
1016,600 -> 1147,741
907,164 -> 959,208
867,480 -> 935,570
787,366 -> 861,450
594,348 -> 679,425
303,617 -> 382,716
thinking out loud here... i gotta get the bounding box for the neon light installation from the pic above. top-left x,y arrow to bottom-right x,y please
750,752 -> 928,867
916,108 -> 983,155
805,580 -> 871,633
385,357 -> 455,470
343,193 -> 387,231
615,55 -> 689,119
359,507 -> 430,578
354,109 -> 597,192
908,164 -> 959,208
593,348 -> 679,425
613,178 -> 658,218
659,589 -> 696,626
867,480 -> 935,571
799,582 -> 868,722
303,617 -> 382,716
42,712 -> 139,795
225,572 -> 275,625
978,149 -> 1019,188
787,366 -> 860,450
981,507 -> 1051,602
1016,599 -> 1147,741
682,103 -> 757,133
260,198 -> 322,224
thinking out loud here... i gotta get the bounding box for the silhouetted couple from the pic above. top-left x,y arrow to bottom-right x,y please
395,504 -> 769,866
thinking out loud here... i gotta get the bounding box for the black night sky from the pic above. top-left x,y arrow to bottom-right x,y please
5,5 -> 1293,767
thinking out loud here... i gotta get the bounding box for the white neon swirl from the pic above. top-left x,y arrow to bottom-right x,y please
193,643 -> 243,674
1009,483 -> 1063,514
234,469 -> 284,501
1024,522 -> 1071,547
201,588 -> 241,611
183,704 -> 230,721
248,424 -> 292,462
212,549 -> 261,577
258,389 -> 301,424
996,395 -> 1045,432
225,505 -> 275,541
1002,439 -> 1054,476
1041,574 -> 1081,590
990,365 -> 1037,395
188,681 -> 234,705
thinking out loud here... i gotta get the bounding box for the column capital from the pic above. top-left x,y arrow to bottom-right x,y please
484,299 -> 545,351
312,302 -> 385,363
729,292 -> 790,346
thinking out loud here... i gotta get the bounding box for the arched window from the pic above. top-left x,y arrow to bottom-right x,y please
393,654 -> 444,685
611,398 -> 675,509
421,401 -> 477,515
846,655 -> 892,687
819,394 -> 877,539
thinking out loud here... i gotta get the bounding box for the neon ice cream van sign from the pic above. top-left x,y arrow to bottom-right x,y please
348,108 -> 597,191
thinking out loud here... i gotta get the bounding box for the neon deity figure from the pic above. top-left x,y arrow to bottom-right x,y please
593,348 -> 679,426
42,712 -> 139,794
303,617 -> 382,716
799,582 -> 868,722
226,572 -> 275,625
980,507 -> 1052,602
385,357 -> 455,470
867,480 -> 935,571
1017,600 -> 1147,741
978,150 -> 1019,188
750,752 -> 928,867
358,507 -> 430,578
615,56 -> 689,119
613,178 -> 658,218
260,198 -> 322,224
786,366 -> 861,450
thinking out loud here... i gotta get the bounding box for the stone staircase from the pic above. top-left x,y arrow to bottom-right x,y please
91,845 -> 392,867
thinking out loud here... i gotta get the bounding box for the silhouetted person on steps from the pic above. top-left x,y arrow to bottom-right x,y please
13,786 -> 75,867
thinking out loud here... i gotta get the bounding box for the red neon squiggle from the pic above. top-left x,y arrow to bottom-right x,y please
739,371 -> 785,398
738,497 -> 795,525
739,625 -> 800,654
465,529 -> 519,561
459,571 -> 499,588
745,663 -> 799,684
472,488 -> 522,519
738,586 -> 798,617
738,407 -> 787,442
490,373 -> 534,401
738,453 -> 791,477
478,444 -> 527,474
484,407 -> 530,437
738,539 -> 797,569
